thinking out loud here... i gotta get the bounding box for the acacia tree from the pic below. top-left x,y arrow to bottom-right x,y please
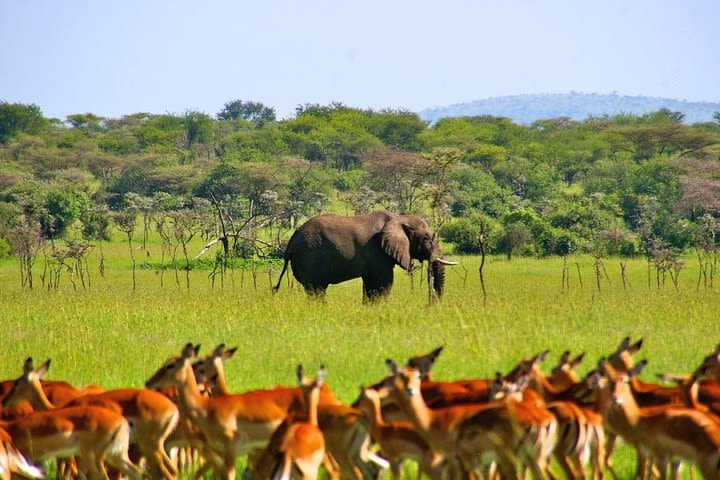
217,100 -> 276,126
421,147 -> 462,229
113,210 -> 138,291
360,146 -> 429,214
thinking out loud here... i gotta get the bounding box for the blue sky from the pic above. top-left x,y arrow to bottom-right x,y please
1,0 -> 718,120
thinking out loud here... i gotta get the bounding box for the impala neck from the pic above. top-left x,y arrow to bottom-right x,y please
532,369 -> 570,399
307,387 -> 320,427
394,389 -> 431,433
31,381 -> 56,411
212,364 -> 232,396
600,383 -> 640,434
366,396 -> 385,430
176,361 -> 209,420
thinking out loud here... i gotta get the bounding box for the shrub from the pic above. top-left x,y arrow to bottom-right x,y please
0,237 -> 10,259
442,214 -> 500,254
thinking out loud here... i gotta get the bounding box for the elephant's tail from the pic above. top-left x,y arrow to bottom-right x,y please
273,257 -> 290,293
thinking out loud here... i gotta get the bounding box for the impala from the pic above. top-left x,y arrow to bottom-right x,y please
4,357 -> 180,480
251,365 -> 328,479
0,426 -> 44,480
593,360 -> 720,480
355,386 -> 443,480
508,351 -> 605,480
147,344 -> 333,479
385,359 -> 559,479
191,343 -> 386,479
1,359 -> 141,480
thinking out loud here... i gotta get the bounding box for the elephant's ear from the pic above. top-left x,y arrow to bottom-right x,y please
381,219 -> 411,270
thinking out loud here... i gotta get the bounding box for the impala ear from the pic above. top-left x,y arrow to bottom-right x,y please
212,344 -> 226,356
23,357 -> 34,375
386,359 -> 400,376
316,365 -> 327,387
536,350 -> 550,363
223,347 -> 238,359
36,359 -> 51,378
559,351 -> 570,364
408,346 -> 444,374
381,219 -> 411,271
182,343 -> 199,359
630,338 -> 644,354
296,364 -> 304,384
572,353 -> 585,367
630,359 -> 648,377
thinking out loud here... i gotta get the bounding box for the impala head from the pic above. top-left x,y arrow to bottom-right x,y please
386,359 -> 422,397
548,350 -> 584,389
696,343 -> 720,382
593,358 -> 647,408
193,343 -> 237,388
407,346 -> 443,381
2,357 -> 51,408
296,364 -> 327,421
504,350 -> 550,387
146,343 -> 200,390
296,364 -> 327,391
355,386 -> 386,416
607,336 -> 643,373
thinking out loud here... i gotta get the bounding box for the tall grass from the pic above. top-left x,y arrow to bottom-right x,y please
0,235 -> 715,478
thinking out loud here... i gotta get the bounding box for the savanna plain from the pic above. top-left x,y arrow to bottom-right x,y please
1,234 -> 717,479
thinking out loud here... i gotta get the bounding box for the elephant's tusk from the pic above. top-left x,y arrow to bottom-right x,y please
434,257 -> 458,266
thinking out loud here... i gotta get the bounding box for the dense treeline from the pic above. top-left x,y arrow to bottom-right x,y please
1,99 -> 720,281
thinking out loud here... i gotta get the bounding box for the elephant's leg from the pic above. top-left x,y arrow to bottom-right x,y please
304,284 -> 328,298
362,268 -> 394,302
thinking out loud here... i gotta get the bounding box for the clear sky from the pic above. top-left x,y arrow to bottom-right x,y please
1,0 -> 718,120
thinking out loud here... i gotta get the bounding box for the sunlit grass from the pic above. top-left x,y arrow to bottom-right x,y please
0,238 -> 716,478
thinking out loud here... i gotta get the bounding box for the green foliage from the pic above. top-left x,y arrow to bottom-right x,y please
40,188 -> 91,239
1,101 -> 719,260
450,166 -> 511,217
0,102 -> 48,144
218,125 -> 289,162
183,110 -> 214,146
217,100 -> 276,126
442,213 -> 500,254
362,110 -> 426,150
67,113 -> 105,131
0,237 -> 10,259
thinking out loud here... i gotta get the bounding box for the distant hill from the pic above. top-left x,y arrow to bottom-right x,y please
418,93 -> 720,125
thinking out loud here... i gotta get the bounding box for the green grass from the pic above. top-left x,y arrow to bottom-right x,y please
0,235 -> 716,478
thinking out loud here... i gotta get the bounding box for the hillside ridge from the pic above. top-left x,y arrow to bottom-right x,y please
419,92 -> 720,124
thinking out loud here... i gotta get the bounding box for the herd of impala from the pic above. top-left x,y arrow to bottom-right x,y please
1,338 -> 720,480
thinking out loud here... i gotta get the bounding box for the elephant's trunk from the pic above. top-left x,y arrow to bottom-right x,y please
431,260 -> 446,297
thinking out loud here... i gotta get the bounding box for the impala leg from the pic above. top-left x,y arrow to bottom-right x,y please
321,453 -> 341,480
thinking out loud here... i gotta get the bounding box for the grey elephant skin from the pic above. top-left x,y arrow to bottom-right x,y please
274,211 -> 453,300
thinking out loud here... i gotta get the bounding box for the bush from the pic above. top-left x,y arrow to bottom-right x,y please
40,188 -> 91,239
0,237 -> 10,259
441,214 -> 500,254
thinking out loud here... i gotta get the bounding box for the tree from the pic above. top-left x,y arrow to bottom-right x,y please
66,113 -> 105,132
363,109 -> 426,151
0,102 -> 48,144
217,100 -> 276,126
499,222 -> 530,260
183,110 -> 214,146
360,146 -> 427,214
40,188 -> 90,239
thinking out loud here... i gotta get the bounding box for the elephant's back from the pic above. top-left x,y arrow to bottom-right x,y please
285,212 -> 395,285
290,211 -> 395,250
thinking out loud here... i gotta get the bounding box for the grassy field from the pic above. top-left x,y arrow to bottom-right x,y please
1,232 -> 717,478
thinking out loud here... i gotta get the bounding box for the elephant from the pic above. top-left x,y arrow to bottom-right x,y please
273,211 -> 456,300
